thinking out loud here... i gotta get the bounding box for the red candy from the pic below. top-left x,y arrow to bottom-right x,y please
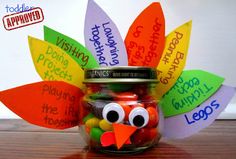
82,67 -> 161,151
132,84 -> 148,97
142,95 -> 154,100
114,92 -> 138,101
148,128 -> 158,141
132,128 -> 158,145
142,95 -> 158,108
146,107 -> 159,128
145,102 -> 157,108
86,84 -> 101,93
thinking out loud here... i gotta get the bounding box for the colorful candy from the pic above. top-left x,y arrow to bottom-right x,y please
83,113 -> 95,123
108,84 -> 133,92
90,127 -> 104,142
131,128 -> 158,145
83,86 -> 160,147
82,70 -> 160,151
142,96 -> 158,108
99,119 -> 113,131
86,84 -> 101,93
132,84 -> 149,97
85,126 -> 91,134
85,117 -> 100,128
114,92 -> 138,101
89,93 -> 113,100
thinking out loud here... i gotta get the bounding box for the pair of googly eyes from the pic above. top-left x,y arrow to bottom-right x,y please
102,103 -> 149,129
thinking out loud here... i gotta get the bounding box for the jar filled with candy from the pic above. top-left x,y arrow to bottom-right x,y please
80,66 -> 161,154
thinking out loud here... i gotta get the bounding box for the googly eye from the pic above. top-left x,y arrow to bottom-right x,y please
102,103 -> 125,124
129,107 -> 149,128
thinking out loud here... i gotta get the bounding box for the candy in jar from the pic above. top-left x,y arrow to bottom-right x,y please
80,66 -> 161,154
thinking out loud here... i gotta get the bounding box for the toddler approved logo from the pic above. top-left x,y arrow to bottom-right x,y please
2,7 -> 44,31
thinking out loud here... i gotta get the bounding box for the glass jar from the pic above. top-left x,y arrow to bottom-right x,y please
80,66 -> 161,154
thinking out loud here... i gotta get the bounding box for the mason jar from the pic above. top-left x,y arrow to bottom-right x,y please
80,66 -> 161,154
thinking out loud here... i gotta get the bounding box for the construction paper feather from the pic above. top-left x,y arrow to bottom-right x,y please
160,70 -> 224,117
125,2 -> 165,67
84,0 -> 128,66
44,26 -> 99,69
0,81 -> 84,129
163,85 -> 235,138
156,21 -> 192,99
28,36 -> 84,88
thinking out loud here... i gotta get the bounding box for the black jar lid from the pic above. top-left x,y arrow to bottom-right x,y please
83,66 -> 158,83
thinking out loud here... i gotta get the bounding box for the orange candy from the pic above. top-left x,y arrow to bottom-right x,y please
85,126 -> 91,133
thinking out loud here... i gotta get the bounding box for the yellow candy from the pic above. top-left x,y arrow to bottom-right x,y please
99,119 -> 113,131
85,117 -> 100,128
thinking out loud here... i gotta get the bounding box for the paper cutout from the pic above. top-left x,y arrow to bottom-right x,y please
125,2 -> 165,67
44,26 -> 99,69
160,70 -> 224,117
84,0 -> 128,66
101,131 -> 116,147
28,36 -> 84,88
112,123 -> 137,149
156,21 -> 192,99
163,85 -> 235,139
101,131 -> 131,147
0,81 -> 84,129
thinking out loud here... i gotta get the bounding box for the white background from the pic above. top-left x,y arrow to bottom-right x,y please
0,0 -> 236,119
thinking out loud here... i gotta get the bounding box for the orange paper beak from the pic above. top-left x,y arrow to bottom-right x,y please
112,123 -> 137,149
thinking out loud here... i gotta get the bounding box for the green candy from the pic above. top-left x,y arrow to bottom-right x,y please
89,93 -> 113,100
108,84 -> 133,92
85,117 -> 100,128
83,113 -> 95,123
90,127 -> 104,142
